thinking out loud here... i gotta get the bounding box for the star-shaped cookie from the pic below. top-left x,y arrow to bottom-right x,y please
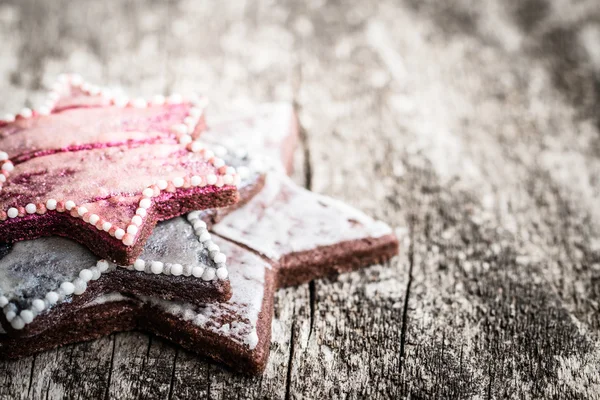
0,74 -> 240,265
0,102 -> 299,333
0,102 -> 399,374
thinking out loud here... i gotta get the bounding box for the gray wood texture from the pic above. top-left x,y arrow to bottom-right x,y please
1,0 -> 600,398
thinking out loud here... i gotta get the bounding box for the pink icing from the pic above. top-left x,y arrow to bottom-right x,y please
0,144 -> 219,207
0,104 -> 196,164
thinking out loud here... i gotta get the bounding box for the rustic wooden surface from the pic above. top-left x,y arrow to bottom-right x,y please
1,0 -> 600,398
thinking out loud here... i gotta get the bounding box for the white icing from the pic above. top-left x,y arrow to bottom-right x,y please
0,239 -> 97,308
0,216 -> 226,329
213,173 -> 393,261
86,292 -> 129,307
145,236 -> 270,350
204,103 -> 295,173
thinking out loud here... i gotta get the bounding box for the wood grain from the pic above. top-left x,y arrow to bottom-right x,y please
1,0 -> 599,398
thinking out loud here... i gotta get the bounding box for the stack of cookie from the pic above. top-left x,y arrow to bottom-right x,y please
0,75 -> 398,374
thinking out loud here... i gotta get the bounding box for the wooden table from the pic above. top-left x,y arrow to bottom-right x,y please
1,0 -> 600,398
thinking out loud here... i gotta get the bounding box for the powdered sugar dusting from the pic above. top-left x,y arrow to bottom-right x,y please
0,238 -> 96,309
147,236 -> 270,350
213,173 -> 393,261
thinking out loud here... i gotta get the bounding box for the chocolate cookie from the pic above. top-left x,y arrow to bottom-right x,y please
0,171 -> 397,373
0,98 -> 398,374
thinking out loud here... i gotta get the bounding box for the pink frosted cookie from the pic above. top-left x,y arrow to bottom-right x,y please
0,75 -> 239,264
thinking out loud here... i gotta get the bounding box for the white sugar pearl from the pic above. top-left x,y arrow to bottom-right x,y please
77,206 -> 88,216
207,242 -> 219,252
190,142 -> 203,153
1,161 -> 14,172
46,199 -> 57,210
122,234 -> 134,246
88,86 -> 101,96
213,253 -> 226,264
70,74 -> 83,85
203,149 -> 214,159
131,215 -> 143,226
90,267 -> 101,280
45,291 -> 59,304
102,221 -> 112,232
79,269 -> 93,282
25,203 -> 36,214
216,268 -> 228,280
198,231 -> 211,243
136,208 -> 147,217
206,174 -> 217,185
184,116 -> 197,126
60,282 -> 75,295
191,266 -> 204,278
212,158 -> 225,168
157,180 -> 168,190
142,188 -> 154,198
73,278 -> 87,295
139,198 -> 151,209
19,108 -> 33,118
202,268 -> 216,281
114,228 -> 125,239
0,296 -> 7,307
171,124 -> 188,136
179,135 -> 192,145
11,317 -> 25,330
0,174 -> 5,183
2,114 -> 15,123
0,152 -> 8,161
89,214 -> 100,225
187,211 -> 201,221
37,106 -> 51,116
170,264 -> 183,276
20,310 -> 34,324
193,220 -> 207,230
173,177 -> 184,188
65,200 -> 76,211
114,97 -> 129,108
223,175 -> 234,185
151,261 -> 164,274
32,299 -> 46,312
190,175 -> 202,186
152,95 -> 166,105
133,259 -> 145,272
132,98 -> 147,108
167,93 -> 182,104
126,225 -> 138,235
97,260 -> 109,273
5,310 -> 16,322
7,208 -> 18,218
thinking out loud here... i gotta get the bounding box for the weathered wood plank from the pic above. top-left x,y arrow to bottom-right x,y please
1,0 -> 600,398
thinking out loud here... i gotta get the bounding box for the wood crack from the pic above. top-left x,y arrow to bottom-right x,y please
284,320 -> 297,400
103,334 -> 117,400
